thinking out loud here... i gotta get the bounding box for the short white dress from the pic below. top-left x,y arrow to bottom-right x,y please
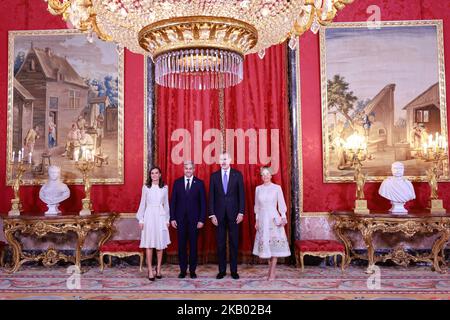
252,183 -> 291,258
136,185 -> 171,250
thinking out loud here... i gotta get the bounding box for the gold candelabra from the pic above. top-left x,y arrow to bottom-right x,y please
343,133 -> 369,214
8,156 -> 31,216
75,159 -> 95,216
420,133 -> 448,213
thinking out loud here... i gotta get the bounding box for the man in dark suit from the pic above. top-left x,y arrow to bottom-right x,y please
209,152 -> 245,279
170,160 -> 206,279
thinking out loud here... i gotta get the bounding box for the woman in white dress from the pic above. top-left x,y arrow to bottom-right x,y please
252,167 -> 291,280
136,167 -> 171,281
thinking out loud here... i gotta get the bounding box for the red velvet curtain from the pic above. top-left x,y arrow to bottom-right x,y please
156,44 -> 290,262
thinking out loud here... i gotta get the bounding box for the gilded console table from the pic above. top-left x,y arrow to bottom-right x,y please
1,213 -> 117,273
331,211 -> 450,273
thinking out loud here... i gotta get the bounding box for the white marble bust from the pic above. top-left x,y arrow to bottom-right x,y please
39,166 -> 70,215
379,162 -> 415,214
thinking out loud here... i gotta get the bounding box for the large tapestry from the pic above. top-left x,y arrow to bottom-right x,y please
7,30 -> 124,185
320,20 -> 448,182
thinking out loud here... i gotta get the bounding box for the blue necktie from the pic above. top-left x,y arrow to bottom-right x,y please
223,171 -> 228,194
186,178 -> 191,192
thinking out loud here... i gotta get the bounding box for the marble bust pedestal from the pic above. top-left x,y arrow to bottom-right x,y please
39,166 -> 70,216
44,203 -> 62,215
389,201 -> 408,214
379,162 -> 415,215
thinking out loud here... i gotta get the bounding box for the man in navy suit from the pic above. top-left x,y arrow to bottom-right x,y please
170,160 -> 206,279
209,152 -> 245,279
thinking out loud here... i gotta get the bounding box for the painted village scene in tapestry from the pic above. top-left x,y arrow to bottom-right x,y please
323,24 -> 448,181
9,32 -> 122,184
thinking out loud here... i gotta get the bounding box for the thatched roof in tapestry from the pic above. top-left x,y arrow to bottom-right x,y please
363,84 -> 396,114
32,47 -> 89,89
13,78 -> 34,100
403,82 -> 439,110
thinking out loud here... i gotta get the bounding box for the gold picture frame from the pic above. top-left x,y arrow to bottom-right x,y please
7,29 -> 124,185
320,20 -> 448,182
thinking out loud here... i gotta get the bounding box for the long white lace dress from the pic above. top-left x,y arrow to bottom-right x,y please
252,183 -> 291,258
136,185 -> 171,250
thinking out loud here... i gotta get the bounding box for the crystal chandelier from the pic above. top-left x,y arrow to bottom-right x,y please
46,0 -> 355,89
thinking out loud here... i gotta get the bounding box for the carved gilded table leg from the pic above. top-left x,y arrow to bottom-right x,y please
4,226 -> 23,273
0,249 -> 4,267
81,217 -> 116,264
75,230 -> 88,271
97,221 -> 115,251
361,227 -> 376,274
431,229 -> 449,273
333,223 -> 354,267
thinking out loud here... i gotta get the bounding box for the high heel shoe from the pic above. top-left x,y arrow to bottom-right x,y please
155,268 -> 162,279
148,272 -> 155,281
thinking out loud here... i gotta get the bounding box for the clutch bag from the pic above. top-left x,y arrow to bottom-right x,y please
273,215 -> 283,226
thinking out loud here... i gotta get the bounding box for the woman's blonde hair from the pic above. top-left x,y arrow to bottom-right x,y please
260,166 -> 273,176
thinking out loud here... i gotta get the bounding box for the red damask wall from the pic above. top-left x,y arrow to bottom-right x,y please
0,0 -> 449,216
301,0 -> 450,212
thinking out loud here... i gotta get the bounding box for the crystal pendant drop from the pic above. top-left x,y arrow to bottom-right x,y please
288,36 -> 298,50
154,48 -> 243,90
258,49 -> 265,59
310,17 -> 321,34
86,31 -> 94,44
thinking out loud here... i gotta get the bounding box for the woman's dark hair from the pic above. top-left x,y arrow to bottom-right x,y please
146,166 -> 165,188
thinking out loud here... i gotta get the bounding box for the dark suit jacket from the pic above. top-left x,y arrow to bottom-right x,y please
209,168 -> 245,219
170,176 -> 206,224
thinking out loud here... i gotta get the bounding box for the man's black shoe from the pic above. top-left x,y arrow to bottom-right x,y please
178,272 -> 187,279
190,272 -> 197,279
231,272 -> 240,280
216,272 -> 226,279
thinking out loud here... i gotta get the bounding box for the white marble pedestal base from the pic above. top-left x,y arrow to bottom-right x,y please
45,204 -> 61,216
389,201 -> 408,215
